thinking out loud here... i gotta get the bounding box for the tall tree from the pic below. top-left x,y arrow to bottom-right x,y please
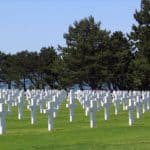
107,31 -> 132,90
39,47 -> 59,89
0,53 -> 17,89
129,0 -> 150,89
14,50 -> 32,90
60,16 -> 110,90
0,51 -> 5,83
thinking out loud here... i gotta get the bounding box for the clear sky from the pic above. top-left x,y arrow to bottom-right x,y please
0,0 -> 141,54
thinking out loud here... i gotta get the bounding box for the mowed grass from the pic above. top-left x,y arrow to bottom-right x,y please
0,101 -> 150,150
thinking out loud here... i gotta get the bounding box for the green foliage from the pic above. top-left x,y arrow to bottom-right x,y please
128,54 -> 150,90
129,0 -> 150,89
0,53 -> 17,89
0,48 -> 60,90
12,50 -> 43,90
61,16 -> 110,89
39,47 -> 60,89
108,31 -> 132,90
131,0 -> 150,59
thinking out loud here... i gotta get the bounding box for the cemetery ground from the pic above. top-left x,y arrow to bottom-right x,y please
0,101 -> 150,150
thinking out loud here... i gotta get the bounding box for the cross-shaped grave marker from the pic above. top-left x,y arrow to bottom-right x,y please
17,94 -> 24,120
66,90 -> 76,122
86,100 -> 97,128
128,98 -> 134,126
0,103 -> 6,135
136,95 -> 141,119
103,94 -> 111,121
43,101 -> 57,131
27,98 -> 37,124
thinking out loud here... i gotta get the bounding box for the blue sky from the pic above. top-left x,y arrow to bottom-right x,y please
0,0 -> 141,54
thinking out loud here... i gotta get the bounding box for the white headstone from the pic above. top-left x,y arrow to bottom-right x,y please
87,100 -> 97,128
43,101 -> 56,131
136,96 -> 141,119
18,95 -> 24,120
27,98 -> 37,124
142,92 -> 147,114
103,95 -> 111,121
0,103 -> 6,135
66,91 -> 76,122
128,99 -> 134,126
52,96 -> 58,118
113,94 -> 120,115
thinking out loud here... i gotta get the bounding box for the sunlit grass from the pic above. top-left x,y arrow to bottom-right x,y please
0,100 -> 150,150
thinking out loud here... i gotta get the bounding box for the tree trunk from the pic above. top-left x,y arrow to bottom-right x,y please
23,77 -> 26,91
8,81 -> 12,89
79,83 -> 84,90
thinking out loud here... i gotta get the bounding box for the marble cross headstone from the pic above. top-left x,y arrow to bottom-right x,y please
142,93 -> 147,114
38,93 -> 45,114
0,103 -> 6,135
84,95 -> 90,116
121,92 -> 128,110
128,99 -> 134,126
87,100 -> 97,128
103,95 -> 111,121
136,96 -> 141,119
66,90 -> 76,122
146,92 -> 150,110
27,98 -> 37,124
43,101 -> 56,131
52,95 -> 58,118
113,94 -> 120,115
7,94 -> 13,113
18,95 -> 24,120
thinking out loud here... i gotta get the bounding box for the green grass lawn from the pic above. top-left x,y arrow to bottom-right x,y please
0,101 -> 150,150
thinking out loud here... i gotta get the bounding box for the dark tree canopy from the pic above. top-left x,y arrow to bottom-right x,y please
107,31 -> 132,90
61,16 -> 110,90
129,0 -> 150,90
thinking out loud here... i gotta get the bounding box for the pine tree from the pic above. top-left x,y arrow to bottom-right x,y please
108,31 -> 132,90
131,0 -> 150,59
129,0 -> 150,89
60,16 -> 110,90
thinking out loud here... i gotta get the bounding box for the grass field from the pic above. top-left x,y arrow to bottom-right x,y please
0,101 -> 150,150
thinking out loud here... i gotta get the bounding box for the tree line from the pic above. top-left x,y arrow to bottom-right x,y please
0,0 -> 149,90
